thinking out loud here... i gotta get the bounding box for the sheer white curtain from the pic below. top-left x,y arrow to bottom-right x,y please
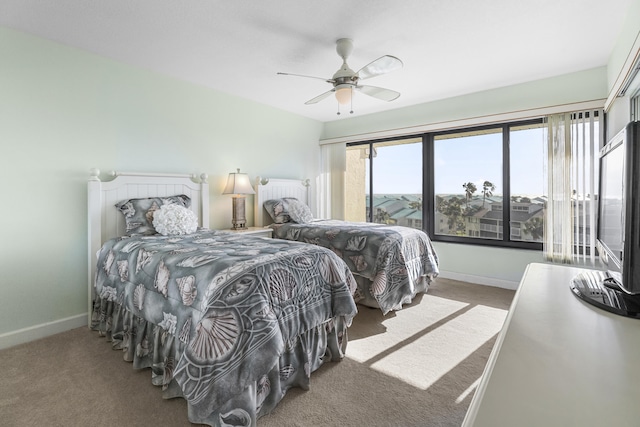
543,110 -> 601,263
317,142 -> 346,219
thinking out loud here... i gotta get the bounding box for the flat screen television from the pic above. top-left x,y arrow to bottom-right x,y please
570,121 -> 640,318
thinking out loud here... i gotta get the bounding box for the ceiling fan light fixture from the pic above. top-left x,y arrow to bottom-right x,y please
335,85 -> 352,105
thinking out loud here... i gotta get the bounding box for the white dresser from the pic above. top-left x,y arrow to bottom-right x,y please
462,262 -> 640,427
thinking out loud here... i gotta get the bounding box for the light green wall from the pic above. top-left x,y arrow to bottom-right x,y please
433,243 -> 544,287
322,67 -> 607,141
0,26 -> 323,335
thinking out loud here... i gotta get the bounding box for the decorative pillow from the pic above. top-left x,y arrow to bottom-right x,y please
263,197 -> 294,223
115,194 -> 191,235
152,204 -> 198,236
287,199 -> 314,224
264,197 -> 313,224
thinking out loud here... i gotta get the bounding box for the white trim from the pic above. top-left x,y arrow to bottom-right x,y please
605,31 -> 640,111
319,99 -> 605,145
437,270 -> 519,291
0,313 -> 87,350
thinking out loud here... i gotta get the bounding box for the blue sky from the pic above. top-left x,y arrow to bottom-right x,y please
369,128 -> 545,196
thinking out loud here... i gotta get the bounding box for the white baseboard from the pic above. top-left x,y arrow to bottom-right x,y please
0,313 -> 88,350
437,270 -> 520,291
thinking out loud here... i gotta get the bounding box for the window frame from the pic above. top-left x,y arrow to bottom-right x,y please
347,118 -> 545,251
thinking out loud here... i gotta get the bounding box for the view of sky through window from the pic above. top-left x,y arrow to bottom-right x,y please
366,130 -> 544,196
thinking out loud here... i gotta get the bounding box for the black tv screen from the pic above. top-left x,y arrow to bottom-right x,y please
597,132 -> 625,270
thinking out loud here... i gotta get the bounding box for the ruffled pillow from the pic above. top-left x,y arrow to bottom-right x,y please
152,204 -> 198,235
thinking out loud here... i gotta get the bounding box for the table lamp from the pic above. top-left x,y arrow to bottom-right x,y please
222,168 -> 255,230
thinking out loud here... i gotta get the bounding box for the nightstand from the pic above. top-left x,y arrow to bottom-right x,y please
227,226 -> 273,238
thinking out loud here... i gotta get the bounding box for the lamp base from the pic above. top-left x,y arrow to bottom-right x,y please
230,196 -> 247,230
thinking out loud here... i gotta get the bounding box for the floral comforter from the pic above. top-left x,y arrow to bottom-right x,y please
91,229 -> 357,426
271,220 -> 439,314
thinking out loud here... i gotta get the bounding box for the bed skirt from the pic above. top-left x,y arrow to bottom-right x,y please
90,296 -> 349,426
353,273 -> 433,313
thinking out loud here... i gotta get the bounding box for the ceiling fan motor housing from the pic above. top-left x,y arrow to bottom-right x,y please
333,74 -> 358,86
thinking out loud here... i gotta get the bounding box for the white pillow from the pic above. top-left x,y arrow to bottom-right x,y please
152,204 -> 198,235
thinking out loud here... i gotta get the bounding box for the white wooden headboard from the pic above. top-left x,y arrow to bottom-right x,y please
87,168 -> 209,325
254,177 -> 310,227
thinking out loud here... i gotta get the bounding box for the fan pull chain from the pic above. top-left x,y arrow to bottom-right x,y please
350,88 -> 354,114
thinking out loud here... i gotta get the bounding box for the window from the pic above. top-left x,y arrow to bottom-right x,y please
346,119 -> 547,250
509,123 -> 545,243
433,127 -> 503,241
345,137 -> 423,230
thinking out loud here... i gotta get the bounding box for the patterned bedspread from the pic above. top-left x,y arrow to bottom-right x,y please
271,220 -> 439,314
91,230 -> 357,426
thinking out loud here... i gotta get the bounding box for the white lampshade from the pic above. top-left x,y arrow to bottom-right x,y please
222,169 -> 255,195
335,85 -> 353,105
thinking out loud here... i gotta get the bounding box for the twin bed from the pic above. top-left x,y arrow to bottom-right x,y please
254,177 -> 440,315
88,170 -> 439,426
88,170 -> 357,426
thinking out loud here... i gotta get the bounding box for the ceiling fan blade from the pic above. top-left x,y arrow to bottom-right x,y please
305,89 -> 335,105
356,85 -> 400,102
277,72 -> 334,84
357,55 -> 403,80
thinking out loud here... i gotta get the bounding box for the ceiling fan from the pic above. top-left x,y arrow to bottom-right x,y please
277,38 -> 403,114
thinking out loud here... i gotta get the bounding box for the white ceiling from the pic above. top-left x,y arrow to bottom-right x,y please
0,0 -> 632,122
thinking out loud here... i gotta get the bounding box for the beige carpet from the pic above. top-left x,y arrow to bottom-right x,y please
0,278 -> 514,427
